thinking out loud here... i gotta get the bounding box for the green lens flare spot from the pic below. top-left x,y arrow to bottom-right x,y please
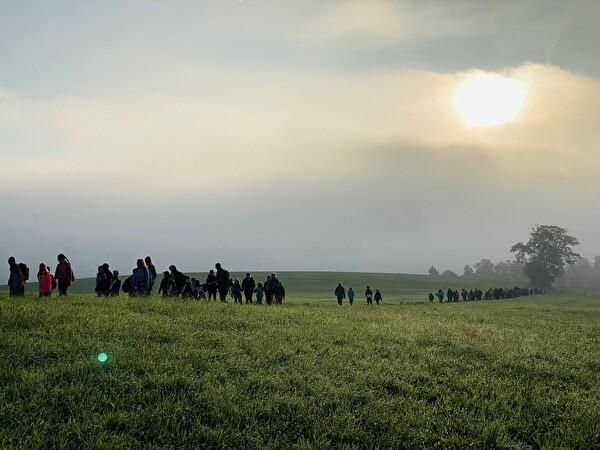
97,353 -> 108,363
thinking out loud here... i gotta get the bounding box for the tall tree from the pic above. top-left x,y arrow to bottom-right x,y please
428,265 -> 440,276
510,225 -> 580,288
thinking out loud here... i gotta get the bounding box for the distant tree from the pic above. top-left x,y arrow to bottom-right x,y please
428,266 -> 440,276
473,258 -> 495,279
441,269 -> 458,278
510,225 -> 580,288
594,255 -> 600,271
463,265 -> 474,277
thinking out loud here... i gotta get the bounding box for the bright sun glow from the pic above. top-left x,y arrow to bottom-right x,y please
454,73 -> 525,128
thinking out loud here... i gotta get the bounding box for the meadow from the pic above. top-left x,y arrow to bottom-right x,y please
1,272 -> 599,449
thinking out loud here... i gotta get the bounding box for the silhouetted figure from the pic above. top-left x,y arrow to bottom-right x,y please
158,271 -> 173,297
242,273 -> 256,304
7,256 -> 25,297
274,281 -> 285,305
374,289 -> 382,305
169,265 -> 187,296
145,256 -> 157,294
335,283 -> 346,305
428,292 -> 434,303
205,270 -> 217,300
365,286 -> 373,305
54,254 -> 74,296
232,278 -> 242,304
110,270 -> 121,296
215,263 -> 230,302
264,275 -> 273,305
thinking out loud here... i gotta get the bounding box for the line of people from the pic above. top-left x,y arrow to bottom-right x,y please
428,286 -> 545,303
7,255 -> 74,297
334,283 -> 382,305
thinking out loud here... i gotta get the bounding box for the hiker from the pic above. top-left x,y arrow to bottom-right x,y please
428,292 -> 434,303
145,256 -> 157,294
215,263 -> 230,302
169,265 -> 187,295
7,257 -> 25,296
374,289 -> 382,305
365,286 -> 373,305
110,270 -> 121,296
158,271 -> 173,297
254,282 -> 264,304
348,287 -> 355,305
95,265 -> 109,296
274,281 -> 285,305
131,259 -> 151,296
264,275 -> 273,305
242,272 -> 256,304
335,282 -> 346,305
54,254 -> 74,296
205,269 -> 217,300
231,278 -> 243,304
37,263 -> 53,297
437,288 -> 444,303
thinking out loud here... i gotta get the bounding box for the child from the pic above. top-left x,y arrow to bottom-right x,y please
254,282 -> 264,304
348,287 -> 355,305
275,281 -> 285,305
158,271 -> 172,298
110,270 -> 121,296
428,292 -> 434,303
231,279 -> 242,304
374,289 -> 382,305
37,263 -> 53,297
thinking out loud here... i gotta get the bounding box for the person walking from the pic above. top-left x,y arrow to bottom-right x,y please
54,254 -> 74,296
335,283 -> 346,305
242,273 -> 256,304
348,287 -> 355,305
374,289 -> 382,305
37,263 -> 53,297
215,263 -> 230,302
7,257 -> 25,297
144,256 -> 157,294
365,286 -> 373,305
205,269 -> 218,300
131,259 -> 151,296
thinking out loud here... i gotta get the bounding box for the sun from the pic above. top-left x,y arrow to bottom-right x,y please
454,73 -> 525,128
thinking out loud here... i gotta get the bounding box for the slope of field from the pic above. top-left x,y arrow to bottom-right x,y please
1,288 -> 598,448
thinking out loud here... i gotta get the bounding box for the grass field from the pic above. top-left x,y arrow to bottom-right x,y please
1,273 -> 599,448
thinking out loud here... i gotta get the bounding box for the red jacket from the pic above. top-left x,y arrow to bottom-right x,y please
38,272 -> 53,293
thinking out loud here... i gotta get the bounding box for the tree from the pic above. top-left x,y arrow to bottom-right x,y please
463,265 -> 474,277
473,258 -> 495,279
510,225 -> 580,288
428,266 -> 440,276
441,269 -> 458,278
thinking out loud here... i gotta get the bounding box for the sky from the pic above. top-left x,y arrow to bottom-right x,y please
1,0 -> 599,279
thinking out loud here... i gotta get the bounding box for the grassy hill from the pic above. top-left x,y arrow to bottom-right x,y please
1,278 -> 597,448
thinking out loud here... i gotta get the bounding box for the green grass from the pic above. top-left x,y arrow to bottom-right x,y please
1,274 -> 599,448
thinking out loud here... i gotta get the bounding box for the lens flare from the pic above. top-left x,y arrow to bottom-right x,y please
97,352 -> 108,363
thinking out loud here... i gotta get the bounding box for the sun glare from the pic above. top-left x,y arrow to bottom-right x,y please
454,73 -> 525,128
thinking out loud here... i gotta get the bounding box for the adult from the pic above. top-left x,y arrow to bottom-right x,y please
334,283 -> 346,305
437,288 -> 444,303
144,256 -> 157,294
205,270 -> 218,301
274,281 -> 285,305
131,259 -> 151,296
37,263 -> 53,297
374,289 -> 382,305
169,265 -> 187,295
54,254 -> 74,296
215,263 -> 230,302
365,286 -> 373,305
100,263 -> 113,296
7,257 -> 25,296
264,275 -> 273,305
241,273 -> 256,304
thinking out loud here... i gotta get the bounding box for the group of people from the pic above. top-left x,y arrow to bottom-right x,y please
7,255 -> 74,297
334,283 -> 382,305
429,286 -> 545,303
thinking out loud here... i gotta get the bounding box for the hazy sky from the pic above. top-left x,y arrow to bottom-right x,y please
1,0 -> 599,279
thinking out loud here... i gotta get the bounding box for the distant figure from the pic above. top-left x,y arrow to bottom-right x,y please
7,257 -> 25,297
158,271 -> 172,298
264,275 -> 273,305
54,254 -> 74,296
232,278 -> 243,304
255,282 -> 264,304
181,276 -> 193,298
205,269 -> 218,300
274,281 -> 285,305
110,270 -> 121,296
334,283 -> 346,305
447,288 -> 453,303
437,288 -> 444,303
145,256 -> 157,294
374,289 -> 382,305
365,286 -> 373,305
131,259 -> 151,296
169,265 -> 187,296
348,287 -> 355,305
428,292 -> 434,303
242,273 -> 256,304
195,281 -> 205,300
95,265 -> 111,297
37,263 -> 53,297
215,263 -> 230,302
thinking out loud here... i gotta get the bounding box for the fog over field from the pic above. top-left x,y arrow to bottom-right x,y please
1,1 -> 599,279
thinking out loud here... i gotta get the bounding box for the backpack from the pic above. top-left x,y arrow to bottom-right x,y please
122,276 -> 132,293
51,274 -> 57,290
18,263 -> 29,281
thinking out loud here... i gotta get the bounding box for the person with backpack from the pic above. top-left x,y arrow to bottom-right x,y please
169,265 -> 187,296
37,263 -> 53,297
215,262 -> 230,302
335,283 -> 346,305
7,257 -> 25,296
131,259 -> 151,296
365,286 -> 373,305
110,270 -> 121,296
241,273 -> 256,304
54,254 -> 74,296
